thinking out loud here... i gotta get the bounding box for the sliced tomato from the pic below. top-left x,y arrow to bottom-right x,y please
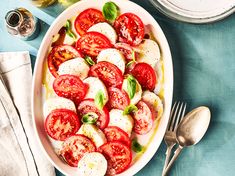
89,61 -> 123,88
77,99 -> 109,130
114,13 -> 144,46
104,126 -> 131,147
53,74 -> 88,105
107,87 -> 130,110
115,42 -> 136,62
133,101 -> 154,135
60,134 -> 96,167
44,109 -> 80,141
76,32 -> 112,57
74,8 -> 105,36
131,63 -> 157,91
47,45 -> 81,77
98,141 -> 132,175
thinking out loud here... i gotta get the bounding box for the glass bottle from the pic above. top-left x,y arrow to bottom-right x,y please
31,0 -> 56,7
58,0 -> 80,7
5,8 -> 40,41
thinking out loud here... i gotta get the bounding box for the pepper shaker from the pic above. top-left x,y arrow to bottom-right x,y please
5,8 -> 40,41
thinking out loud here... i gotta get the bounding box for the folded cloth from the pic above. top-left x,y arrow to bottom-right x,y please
0,51 -> 55,176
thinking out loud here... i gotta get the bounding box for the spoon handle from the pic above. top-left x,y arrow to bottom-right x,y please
162,146 -> 183,176
162,144 -> 174,176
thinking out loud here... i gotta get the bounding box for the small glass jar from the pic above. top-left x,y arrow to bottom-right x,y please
5,8 -> 40,41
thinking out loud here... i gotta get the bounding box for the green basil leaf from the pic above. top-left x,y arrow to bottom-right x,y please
66,31 -> 76,39
95,90 -> 105,110
102,2 -> 119,21
65,20 -> 71,30
132,138 -> 143,153
84,56 -> 95,66
123,104 -> 138,115
127,75 -> 137,99
65,20 -> 77,39
82,112 -> 98,124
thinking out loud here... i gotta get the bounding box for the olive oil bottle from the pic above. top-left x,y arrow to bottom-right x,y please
31,0 -> 56,7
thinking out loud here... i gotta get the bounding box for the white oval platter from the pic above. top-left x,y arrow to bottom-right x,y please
32,0 -> 173,175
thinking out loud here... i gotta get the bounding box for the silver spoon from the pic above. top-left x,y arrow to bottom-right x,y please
163,106 -> 211,176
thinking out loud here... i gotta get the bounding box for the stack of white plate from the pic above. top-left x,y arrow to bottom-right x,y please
149,0 -> 235,23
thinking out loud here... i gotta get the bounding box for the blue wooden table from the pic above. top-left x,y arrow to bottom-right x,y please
1,0 -> 235,175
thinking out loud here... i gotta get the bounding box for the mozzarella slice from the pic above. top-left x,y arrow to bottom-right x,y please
109,109 -> 134,136
134,39 -> 161,68
83,77 -> 108,104
122,77 -> 142,105
77,152 -> 107,176
154,60 -> 164,95
142,90 -> 163,120
43,97 -> 76,118
63,34 -> 75,45
58,57 -> 89,80
78,124 -> 107,148
88,22 -> 117,44
97,48 -> 126,74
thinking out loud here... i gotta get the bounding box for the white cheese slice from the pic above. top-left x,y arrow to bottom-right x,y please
142,90 -> 163,120
109,109 -> 134,136
63,34 -> 75,45
97,48 -> 126,74
77,152 -> 107,176
88,22 -> 117,44
43,97 -> 76,118
83,77 -> 108,104
154,60 -> 164,95
78,124 -> 107,148
58,57 -> 89,80
134,39 -> 161,68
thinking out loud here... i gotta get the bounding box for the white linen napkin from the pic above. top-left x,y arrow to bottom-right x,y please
0,51 -> 55,176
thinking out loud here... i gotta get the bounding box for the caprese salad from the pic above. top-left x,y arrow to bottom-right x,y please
43,1 -> 164,175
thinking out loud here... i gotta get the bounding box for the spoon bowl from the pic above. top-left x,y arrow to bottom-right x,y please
176,106 -> 211,147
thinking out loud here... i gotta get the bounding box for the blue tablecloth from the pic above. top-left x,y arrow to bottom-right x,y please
1,0 -> 235,175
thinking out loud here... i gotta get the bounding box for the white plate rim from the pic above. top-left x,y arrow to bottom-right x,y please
31,0 -> 173,175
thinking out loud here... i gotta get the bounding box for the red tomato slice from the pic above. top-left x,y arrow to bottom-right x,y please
107,87 -> 130,110
76,32 -> 112,57
53,74 -> 88,105
133,101 -> 154,135
115,42 -> 136,62
44,109 -> 80,141
89,61 -> 123,88
99,141 -> 132,175
131,63 -> 157,91
77,99 -> 109,130
60,134 -> 96,167
74,8 -> 105,36
47,45 -> 81,77
104,126 -> 131,147
114,13 -> 144,46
